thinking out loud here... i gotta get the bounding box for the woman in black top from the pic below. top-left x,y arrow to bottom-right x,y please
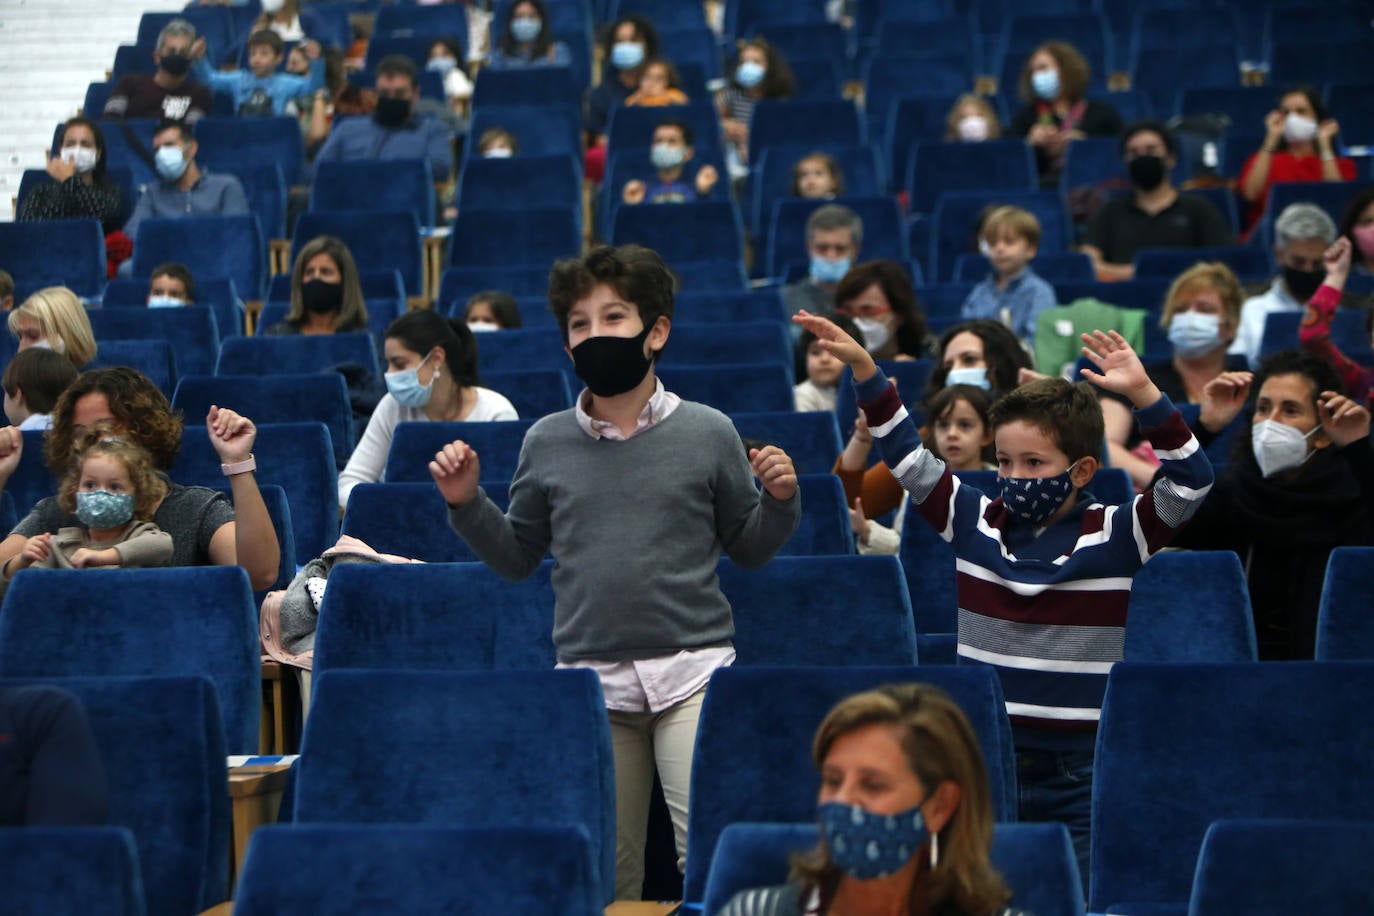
18,117 -> 124,233
1007,42 -> 1122,188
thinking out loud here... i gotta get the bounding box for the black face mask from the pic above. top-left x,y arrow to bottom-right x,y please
1127,154 -> 1166,191
160,53 -> 191,77
301,278 -> 343,314
571,327 -> 654,397
1282,265 -> 1326,303
374,96 -> 411,128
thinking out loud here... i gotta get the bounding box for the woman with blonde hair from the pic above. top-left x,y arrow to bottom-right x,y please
263,235 -> 368,336
7,287 -> 97,368
945,95 -> 1001,143
720,683 -> 1027,916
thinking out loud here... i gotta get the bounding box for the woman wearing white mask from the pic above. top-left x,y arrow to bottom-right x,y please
832,260 -> 929,362
944,94 -> 1002,144
337,309 -> 516,510
1239,86 -> 1354,238
487,0 -> 570,70
1100,262 -> 1250,490
1007,41 -> 1122,188
1174,349 -> 1372,661
18,118 -> 124,233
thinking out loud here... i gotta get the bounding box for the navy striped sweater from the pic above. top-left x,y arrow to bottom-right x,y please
856,370 -> 1214,749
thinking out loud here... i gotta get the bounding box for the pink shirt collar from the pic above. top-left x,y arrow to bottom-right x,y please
574,377 -> 681,440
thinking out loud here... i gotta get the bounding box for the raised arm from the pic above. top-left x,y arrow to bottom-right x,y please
436,438 -> 551,581
204,406 -> 280,590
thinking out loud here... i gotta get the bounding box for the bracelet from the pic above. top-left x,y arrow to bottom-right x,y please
221,454 -> 256,477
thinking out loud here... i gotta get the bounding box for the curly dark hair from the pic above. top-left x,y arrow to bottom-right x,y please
929,320 -> 1033,395
548,244 -> 677,349
58,427 -> 168,522
46,368 -> 184,474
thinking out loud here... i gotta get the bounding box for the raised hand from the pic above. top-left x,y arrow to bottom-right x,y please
1318,390 -> 1371,448
695,164 -> 719,196
1264,109 -> 1285,143
1079,330 -> 1161,408
1199,370 -> 1254,433
1318,118 -> 1341,145
848,496 -> 870,541
207,406 -> 256,464
189,37 -> 207,61
1324,236 -> 1352,288
792,310 -> 877,381
750,445 -> 797,501
622,180 -> 646,205
0,426 -> 24,483
46,155 -> 75,183
430,440 -> 481,507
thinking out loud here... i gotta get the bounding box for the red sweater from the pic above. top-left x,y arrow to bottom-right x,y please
1238,150 -> 1356,237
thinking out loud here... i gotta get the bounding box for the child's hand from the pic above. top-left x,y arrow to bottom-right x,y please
430,440 -> 481,507
1198,370 -> 1253,433
0,426 -> 23,482
750,446 -> 797,501
1318,390 -> 1371,447
18,533 -> 52,569
1079,330 -> 1161,409
622,180 -> 646,205
207,406 -> 256,465
696,164 -> 719,196
792,310 -> 877,382
70,547 -> 119,569
303,39 -> 322,60
848,496 -> 870,542
190,37 -> 207,61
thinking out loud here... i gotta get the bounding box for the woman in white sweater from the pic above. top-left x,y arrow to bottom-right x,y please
337,310 -> 517,509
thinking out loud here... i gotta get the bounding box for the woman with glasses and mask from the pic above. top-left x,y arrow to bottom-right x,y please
832,261 -> 929,363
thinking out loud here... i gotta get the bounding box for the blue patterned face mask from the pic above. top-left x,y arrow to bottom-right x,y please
75,490 -> 134,529
818,800 -> 928,880
998,459 -> 1082,525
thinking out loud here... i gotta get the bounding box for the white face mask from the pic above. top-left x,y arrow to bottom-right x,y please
61,146 -> 98,174
29,338 -> 63,354
260,0 -> 286,13
483,147 -> 513,159
853,316 -> 890,353
957,115 -> 989,142
1283,112 -> 1318,143
467,320 -> 501,333
1251,419 -> 1319,477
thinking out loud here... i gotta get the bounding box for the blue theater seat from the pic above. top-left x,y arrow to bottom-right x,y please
450,208 -> 582,269
216,333 -> 380,377
606,104 -> 723,157
340,481 -> 514,564
0,219 -> 106,300
472,65 -> 582,109
173,373 -> 354,466
466,105 -> 582,161
292,210 -> 423,298
655,364 -> 795,413
385,420 -> 536,484
311,159 -> 435,230
1126,551 -> 1257,662
748,99 -> 864,164
0,827 -> 146,916
131,214 -> 265,302
90,339 -> 178,399
1134,246 -> 1273,284
88,305 -> 219,379
1315,546 -> 1374,660
194,116 -> 306,185
479,368 -> 573,417
611,200 -> 744,264
729,411 -> 841,475
457,154 -> 581,217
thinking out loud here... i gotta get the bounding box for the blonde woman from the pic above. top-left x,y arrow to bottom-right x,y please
945,94 -> 1001,143
263,235 -> 368,336
7,287 -> 97,368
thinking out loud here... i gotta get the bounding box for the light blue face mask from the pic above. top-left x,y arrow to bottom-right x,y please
385,353 -> 437,408
147,295 -> 183,309
1167,311 -> 1222,358
650,143 -> 686,170
1031,68 -> 1060,101
426,56 -> 457,75
611,41 -> 644,70
76,490 -> 134,529
945,366 -> 991,390
155,145 -> 188,181
510,15 -> 541,43
735,60 -> 766,89
810,255 -> 850,285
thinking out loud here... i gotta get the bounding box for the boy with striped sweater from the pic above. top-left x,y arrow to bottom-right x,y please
795,312 -> 1214,882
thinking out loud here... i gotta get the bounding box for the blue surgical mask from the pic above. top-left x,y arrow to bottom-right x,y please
998,460 -> 1081,526
155,145 -> 188,181
1031,68 -> 1060,101
147,295 -> 183,309
650,143 -> 685,170
1167,311 -> 1222,358
735,60 -> 766,89
945,366 -> 991,390
426,56 -> 457,75
75,490 -> 135,529
611,41 -> 644,70
385,355 -> 437,408
818,801 -> 929,881
810,255 -> 850,285
510,15 -> 541,43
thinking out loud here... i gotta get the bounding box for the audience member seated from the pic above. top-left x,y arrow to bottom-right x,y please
1231,202 -> 1337,368
1009,41 -> 1122,188
585,14 -> 659,179
782,204 -> 863,317
1175,349 -> 1372,659
1239,85 -> 1355,237
1081,121 -> 1235,281
426,37 -> 474,114
794,152 -> 842,199
249,0 -> 327,45
338,310 -> 517,510
121,119 -> 248,246
313,55 -> 453,182
0,367 -> 279,590
17,117 -> 124,234
464,290 -> 523,332
304,48 -> 377,160
7,287 -> 97,370
1301,238 -> 1374,403
477,127 -> 518,159
487,0 -> 570,70
628,58 -> 688,107
101,17 -> 211,123
2,348 -> 79,432
961,206 -> 1057,346
835,319 -> 1032,521
834,260 -> 930,360
146,262 -> 196,308
719,683 -> 1027,916
795,313 -> 862,412
0,685 -> 108,826
621,118 -> 719,206
719,38 -> 796,177
946,94 -> 1001,143
191,29 -> 323,117
263,235 -> 369,336
0,272 -> 12,313
1337,186 -> 1374,279
1102,262 -> 1249,489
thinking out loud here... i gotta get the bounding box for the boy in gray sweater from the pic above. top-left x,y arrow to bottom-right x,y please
432,244 -> 801,900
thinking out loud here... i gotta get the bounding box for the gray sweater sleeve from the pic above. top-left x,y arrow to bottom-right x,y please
713,436 -> 801,570
111,522 -> 174,568
445,434 -> 552,582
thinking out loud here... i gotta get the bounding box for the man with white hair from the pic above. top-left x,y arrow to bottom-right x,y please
102,18 -> 212,124
1230,202 -> 1338,368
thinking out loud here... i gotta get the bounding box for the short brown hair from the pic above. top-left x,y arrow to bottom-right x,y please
2,348 -> 79,414
793,683 -> 1011,914
547,245 -> 677,348
247,28 -> 285,57
477,127 -> 519,155
987,376 -> 1103,464
0,270 -> 12,302
150,262 -> 196,303
1159,261 -> 1243,331
833,259 -> 928,357
58,430 -> 168,522
980,206 -> 1041,248
1019,41 -> 1090,103
46,368 -> 184,475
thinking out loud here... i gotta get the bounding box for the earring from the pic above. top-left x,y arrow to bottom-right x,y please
929,831 -> 939,869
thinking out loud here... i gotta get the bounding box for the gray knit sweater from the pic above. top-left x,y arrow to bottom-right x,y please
447,401 -> 801,662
